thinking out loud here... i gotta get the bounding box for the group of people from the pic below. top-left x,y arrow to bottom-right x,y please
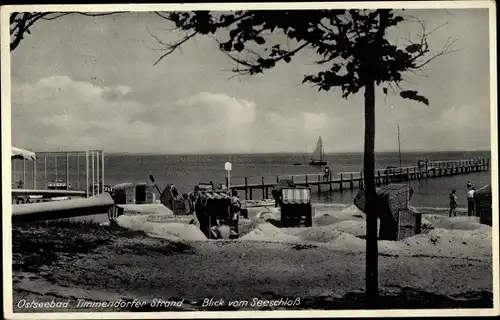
449,180 -> 476,217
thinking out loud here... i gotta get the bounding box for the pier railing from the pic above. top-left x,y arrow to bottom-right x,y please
230,158 -> 490,200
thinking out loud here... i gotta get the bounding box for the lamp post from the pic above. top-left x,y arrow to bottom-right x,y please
225,162 -> 232,192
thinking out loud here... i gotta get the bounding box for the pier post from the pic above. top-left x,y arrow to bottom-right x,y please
76,154 -> 80,190
329,172 -> 333,192
305,174 -> 308,187
85,151 -> 89,198
91,151 -> 95,196
261,176 -> 265,200
33,159 -> 37,189
350,173 -> 354,190
376,170 -> 381,186
244,177 -> 248,200
317,174 -> 321,193
44,155 -> 47,189
66,152 -> 69,190
96,151 -> 100,193
339,173 -> 343,192
265,186 -> 269,199
359,172 -> 364,189
101,151 -> 105,192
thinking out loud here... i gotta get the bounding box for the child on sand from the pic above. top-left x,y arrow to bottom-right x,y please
449,189 -> 458,217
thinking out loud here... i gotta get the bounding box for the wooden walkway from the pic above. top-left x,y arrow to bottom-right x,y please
230,159 -> 490,200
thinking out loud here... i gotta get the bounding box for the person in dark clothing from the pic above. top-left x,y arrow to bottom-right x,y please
467,187 -> 475,216
466,181 -> 472,189
230,190 -> 241,232
171,185 -> 179,198
323,166 -> 330,181
193,191 -> 211,238
449,189 -> 458,217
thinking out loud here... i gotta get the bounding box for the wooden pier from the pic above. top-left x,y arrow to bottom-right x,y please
230,159 -> 490,200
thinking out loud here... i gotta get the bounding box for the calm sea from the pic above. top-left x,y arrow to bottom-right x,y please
13,151 -> 492,208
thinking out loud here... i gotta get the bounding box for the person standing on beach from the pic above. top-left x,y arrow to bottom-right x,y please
449,189 -> 458,217
467,187 -> 476,216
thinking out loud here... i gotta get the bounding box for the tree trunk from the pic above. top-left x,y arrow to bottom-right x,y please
364,78 -> 379,308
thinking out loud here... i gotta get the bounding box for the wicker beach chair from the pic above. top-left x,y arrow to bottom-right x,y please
354,183 -> 421,241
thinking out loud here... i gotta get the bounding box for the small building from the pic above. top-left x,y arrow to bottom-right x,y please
280,187 -> 313,227
474,185 -> 492,226
135,182 -> 156,204
113,182 -> 156,205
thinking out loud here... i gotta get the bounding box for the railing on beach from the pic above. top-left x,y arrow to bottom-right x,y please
230,158 -> 490,200
11,149 -> 106,204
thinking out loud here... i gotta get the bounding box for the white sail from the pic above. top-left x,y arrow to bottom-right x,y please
311,136 -> 324,161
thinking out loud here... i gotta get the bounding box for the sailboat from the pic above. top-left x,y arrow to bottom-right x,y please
309,136 -> 327,166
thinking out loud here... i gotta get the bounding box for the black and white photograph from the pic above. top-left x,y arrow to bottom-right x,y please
2,1 -> 498,318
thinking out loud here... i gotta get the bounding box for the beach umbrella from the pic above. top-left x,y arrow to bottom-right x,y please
11,146 -> 36,161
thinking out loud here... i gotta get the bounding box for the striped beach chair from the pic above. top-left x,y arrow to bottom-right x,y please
280,188 -> 312,227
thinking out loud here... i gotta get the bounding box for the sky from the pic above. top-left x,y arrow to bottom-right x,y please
9,8 -> 492,154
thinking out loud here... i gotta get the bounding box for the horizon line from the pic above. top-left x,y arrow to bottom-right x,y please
100,149 -> 492,156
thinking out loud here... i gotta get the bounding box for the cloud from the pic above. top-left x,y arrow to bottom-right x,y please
12,76 -> 342,154
9,10 -> 492,154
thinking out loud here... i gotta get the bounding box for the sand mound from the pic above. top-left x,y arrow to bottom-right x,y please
255,209 -> 281,221
313,204 -> 365,226
116,215 -> 207,242
422,215 -> 482,231
245,206 -> 280,220
238,222 -> 301,243
289,225 -> 366,251
295,226 -> 350,243
330,219 -> 380,237
379,226 -> 492,260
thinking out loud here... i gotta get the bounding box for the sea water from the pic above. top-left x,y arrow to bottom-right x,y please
13,150 -> 491,208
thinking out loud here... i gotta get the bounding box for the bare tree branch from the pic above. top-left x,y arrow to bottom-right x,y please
152,31 -> 198,66
10,11 -> 123,51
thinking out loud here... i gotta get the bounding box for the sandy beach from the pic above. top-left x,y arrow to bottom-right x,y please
11,203 -> 493,312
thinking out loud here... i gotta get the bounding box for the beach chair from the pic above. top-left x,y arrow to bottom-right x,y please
279,187 -> 312,227
271,179 -> 296,207
354,183 -> 420,240
194,190 -> 236,239
474,185 -> 492,226
160,184 -> 189,216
